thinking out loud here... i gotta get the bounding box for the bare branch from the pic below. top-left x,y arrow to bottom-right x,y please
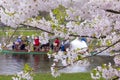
3,27 -> 19,48
69,34 -> 106,39
20,24 -> 54,34
105,9 -> 120,14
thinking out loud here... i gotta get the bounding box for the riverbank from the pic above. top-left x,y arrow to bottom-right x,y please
0,73 -> 94,80
0,30 -> 42,36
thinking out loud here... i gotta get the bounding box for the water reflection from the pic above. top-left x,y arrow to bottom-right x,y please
59,56 -> 114,73
0,54 -> 114,75
0,54 -> 52,75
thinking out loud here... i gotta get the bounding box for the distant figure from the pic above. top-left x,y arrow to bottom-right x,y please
40,40 -> 50,51
13,36 -> 22,50
20,36 -> 28,50
16,36 -> 22,44
53,38 -> 60,51
81,37 -> 87,42
60,40 -> 66,51
64,38 -> 70,50
20,41 -> 26,50
54,38 -> 60,47
33,36 -> 40,51
0,43 -> 2,50
12,42 -> 16,50
70,37 -> 88,52
60,38 -> 70,51
26,36 -> 32,52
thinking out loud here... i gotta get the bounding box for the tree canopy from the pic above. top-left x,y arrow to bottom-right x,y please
0,0 -> 120,79
0,0 -> 120,53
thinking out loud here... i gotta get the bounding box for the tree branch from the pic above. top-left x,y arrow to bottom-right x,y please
69,34 -> 106,39
21,24 -> 106,39
105,9 -> 120,14
93,39 -> 120,56
3,27 -> 18,48
20,24 -> 54,34
55,39 -> 120,70
0,5 -> 5,10
112,77 -> 119,80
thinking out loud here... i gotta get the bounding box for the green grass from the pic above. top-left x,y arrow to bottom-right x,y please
0,26 -> 44,36
0,75 -> 11,80
0,73 -> 93,80
0,30 -> 43,36
34,73 -> 93,80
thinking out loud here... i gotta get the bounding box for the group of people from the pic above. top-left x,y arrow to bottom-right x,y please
12,36 -> 31,51
12,36 -> 70,52
51,38 -> 70,52
12,36 -> 47,51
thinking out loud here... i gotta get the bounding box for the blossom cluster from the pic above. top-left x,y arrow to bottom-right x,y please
91,62 -> 120,80
48,46 -> 90,77
0,0 -> 120,54
12,71 -> 33,80
0,0 -> 120,79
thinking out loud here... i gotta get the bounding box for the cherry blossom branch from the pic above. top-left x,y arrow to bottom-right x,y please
54,39 -> 120,70
0,5 -> 5,11
20,24 -> 54,34
21,24 -> 106,39
105,9 -> 120,14
3,27 -> 18,48
69,34 -> 106,39
112,77 -> 119,80
54,59 -> 80,70
92,39 -> 120,56
0,5 -> 16,16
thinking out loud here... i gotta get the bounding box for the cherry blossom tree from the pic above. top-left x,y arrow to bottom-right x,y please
0,0 -> 120,79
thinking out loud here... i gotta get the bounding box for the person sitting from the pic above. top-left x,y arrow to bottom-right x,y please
12,36 -> 22,50
40,40 -> 50,51
16,36 -> 22,44
54,38 -> 60,47
19,36 -> 29,51
12,42 -> 18,50
53,38 -> 60,51
60,38 -> 70,51
12,42 -> 15,50
20,41 -> 26,50
33,36 -> 40,51
60,42 -> 66,51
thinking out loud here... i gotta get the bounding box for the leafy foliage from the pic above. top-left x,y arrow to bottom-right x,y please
52,5 -> 68,25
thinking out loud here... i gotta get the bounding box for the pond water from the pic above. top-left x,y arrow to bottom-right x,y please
0,37 -> 115,75
0,54 -> 52,75
0,53 -> 114,75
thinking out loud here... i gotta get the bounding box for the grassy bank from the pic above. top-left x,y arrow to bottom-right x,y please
0,73 -> 94,80
0,26 -> 45,36
0,30 -> 42,36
